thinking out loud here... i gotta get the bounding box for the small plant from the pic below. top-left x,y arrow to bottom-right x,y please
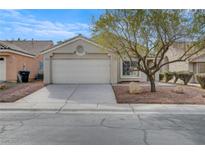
164,71 -> 174,83
173,72 -> 178,83
0,83 -> 7,90
159,73 -> 164,81
196,73 -> 205,89
175,71 -> 193,85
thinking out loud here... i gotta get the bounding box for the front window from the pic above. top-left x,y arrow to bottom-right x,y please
122,60 -> 139,77
198,63 -> 205,73
39,61 -> 43,73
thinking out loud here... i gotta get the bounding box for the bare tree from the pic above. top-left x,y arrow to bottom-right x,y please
92,10 -> 205,92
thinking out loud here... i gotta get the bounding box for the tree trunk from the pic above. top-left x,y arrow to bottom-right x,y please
149,76 -> 156,92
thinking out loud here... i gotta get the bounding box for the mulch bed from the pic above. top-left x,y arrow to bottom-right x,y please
0,81 -> 44,102
113,84 -> 205,104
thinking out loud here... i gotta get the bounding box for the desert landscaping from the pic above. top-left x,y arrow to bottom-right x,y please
113,82 -> 205,104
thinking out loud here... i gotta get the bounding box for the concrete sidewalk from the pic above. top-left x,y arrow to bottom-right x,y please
1,101 -> 205,114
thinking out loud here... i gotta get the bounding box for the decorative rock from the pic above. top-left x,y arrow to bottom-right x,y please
129,82 -> 142,94
0,83 -> 7,90
173,86 -> 184,94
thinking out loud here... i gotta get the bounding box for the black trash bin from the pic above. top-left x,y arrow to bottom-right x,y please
19,71 -> 30,83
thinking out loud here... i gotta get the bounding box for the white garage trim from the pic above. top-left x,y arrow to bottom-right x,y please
51,58 -> 111,84
0,57 -> 6,81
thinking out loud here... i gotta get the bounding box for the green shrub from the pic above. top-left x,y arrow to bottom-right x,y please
175,71 -> 193,85
196,73 -> 205,89
173,72 -> 178,83
159,73 -> 164,81
164,71 -> 174,83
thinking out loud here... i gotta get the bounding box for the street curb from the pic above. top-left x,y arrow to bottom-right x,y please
0,108 -> 132,112
1,108 -> 205,114
0,108 -> 59,111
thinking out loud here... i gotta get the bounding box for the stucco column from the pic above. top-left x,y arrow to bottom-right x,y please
110,53 -> 118,84
43,53 -> 52,84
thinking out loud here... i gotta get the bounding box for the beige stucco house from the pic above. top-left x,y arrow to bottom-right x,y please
161,43 -> 205,83
0,40 -> 53,82
42,35 -> 159,84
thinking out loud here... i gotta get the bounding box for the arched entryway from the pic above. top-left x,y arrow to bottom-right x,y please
162,56 -> 169,72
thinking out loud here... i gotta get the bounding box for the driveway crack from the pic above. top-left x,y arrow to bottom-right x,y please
142,129 -> 149,145
57,84 -> 79,113
129,104 -> 135,113
0,126 -> 6,135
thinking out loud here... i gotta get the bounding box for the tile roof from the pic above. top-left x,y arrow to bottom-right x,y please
0,40 -> 53,56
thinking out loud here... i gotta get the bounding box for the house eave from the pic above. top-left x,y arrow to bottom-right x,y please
0,49 -> 35,58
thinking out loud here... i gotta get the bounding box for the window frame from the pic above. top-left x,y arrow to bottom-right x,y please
120,59 -> 141,78
198,62 -> 205,73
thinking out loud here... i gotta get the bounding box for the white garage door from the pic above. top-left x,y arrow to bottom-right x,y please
52,59 -> 110,84
0,58 -> 6,81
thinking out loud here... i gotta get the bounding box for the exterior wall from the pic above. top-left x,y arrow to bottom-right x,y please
163,45 -> 205,83
165,46 -> 189,72
0,52 -> 39,82
43,53 -> 51,84
191,54 -> 205,63
110,54 -> 118,83
35,54 -> 43,62
43,38 -> 118,84
48,39 -> 107,54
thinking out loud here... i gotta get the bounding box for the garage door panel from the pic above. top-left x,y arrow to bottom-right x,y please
52,59 -> 110,83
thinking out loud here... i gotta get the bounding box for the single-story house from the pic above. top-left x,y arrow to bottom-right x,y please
161,43 -> 205,83
42,35 -> 159,84
0,40 -> 53,82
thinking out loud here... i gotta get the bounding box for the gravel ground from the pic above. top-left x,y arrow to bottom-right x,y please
113,84 -> 205,104
0,81 -> 44,102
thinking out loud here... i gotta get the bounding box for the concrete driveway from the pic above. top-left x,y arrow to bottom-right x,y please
16,84 -> 117,104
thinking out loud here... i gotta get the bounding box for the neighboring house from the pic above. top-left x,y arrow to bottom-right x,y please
0,40 -> 53,82
161,43 -> 205,83
42,35 -> 159,84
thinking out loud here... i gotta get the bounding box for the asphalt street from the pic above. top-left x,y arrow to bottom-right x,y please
0,111 -> 205,145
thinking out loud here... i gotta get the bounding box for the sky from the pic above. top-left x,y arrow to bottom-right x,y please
0,10 -> 104,42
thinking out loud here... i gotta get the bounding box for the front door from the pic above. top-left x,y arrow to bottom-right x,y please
0,57 -> 6,81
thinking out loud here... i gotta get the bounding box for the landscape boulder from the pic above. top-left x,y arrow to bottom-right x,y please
129,82 -> 142,94
172,86 -> 184,94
